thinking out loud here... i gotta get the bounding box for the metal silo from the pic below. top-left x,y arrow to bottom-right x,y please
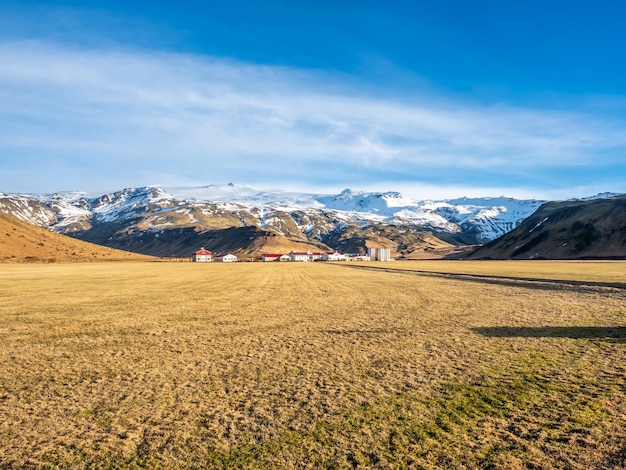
379,248 -> 391,261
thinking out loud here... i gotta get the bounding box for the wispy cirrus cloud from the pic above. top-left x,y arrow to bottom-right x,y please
1,41 -> 625,196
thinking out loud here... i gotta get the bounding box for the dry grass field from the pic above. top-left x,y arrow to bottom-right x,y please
351,260 -> 626,285
0,261 -> 625,468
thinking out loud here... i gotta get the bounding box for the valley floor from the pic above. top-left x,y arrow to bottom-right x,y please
0,262 -> 625,468
344,259 -> 626,287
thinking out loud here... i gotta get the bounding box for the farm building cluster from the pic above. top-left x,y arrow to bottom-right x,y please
261,247 -> 392,262
191,248 -> 238,263
191,247 -> 392,262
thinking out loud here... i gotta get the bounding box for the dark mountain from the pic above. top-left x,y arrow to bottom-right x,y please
467,195 -> 626,259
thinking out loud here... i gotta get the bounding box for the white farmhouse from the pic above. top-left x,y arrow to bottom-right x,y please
289,251 -> 324,262
289,251 -> 310,262
323,251 -> 347,261
215,253 -> 238,262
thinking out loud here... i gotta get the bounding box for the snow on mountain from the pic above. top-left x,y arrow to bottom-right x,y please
316,189 -> 416,212
433,197 -> 545,242
577,192 -> 622,201
1,184 -> 549,244
312,190 -> 543,239
42,194 -> 93,230
90,186 -> 179,223
163,185 -> 541,237
167,183 -> 325,211
0,192 -> 58,227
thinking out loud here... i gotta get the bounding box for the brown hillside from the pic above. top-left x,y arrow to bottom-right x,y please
0,211 -> 154,263
467,195 -> 626,260
323,223 -> 465,259
193,226 -> 330,259
74,225 -> 330,259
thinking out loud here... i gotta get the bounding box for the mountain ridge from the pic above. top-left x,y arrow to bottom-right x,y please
1,184 -> 620,259
466,194 -> 626,260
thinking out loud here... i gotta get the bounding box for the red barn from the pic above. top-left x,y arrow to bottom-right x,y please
192,247 -> 212,262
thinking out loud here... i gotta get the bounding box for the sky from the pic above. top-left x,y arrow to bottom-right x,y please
1,0 -> 625,200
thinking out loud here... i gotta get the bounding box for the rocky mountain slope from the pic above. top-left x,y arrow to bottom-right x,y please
0,211 -> 154,263
0,184 -> 545,258
467,194 -> 626,259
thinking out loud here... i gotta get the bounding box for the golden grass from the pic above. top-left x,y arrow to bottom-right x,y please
0,211 -> 154,263
0,262 -> 624,468
352,259 -> 626,284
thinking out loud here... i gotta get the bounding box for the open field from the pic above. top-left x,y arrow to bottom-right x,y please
0,261 -> 625,468
349,260 -> 626,285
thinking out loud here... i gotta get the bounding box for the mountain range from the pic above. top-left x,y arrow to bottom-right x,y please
0,184 -> 622,259
0,184 -> 545,258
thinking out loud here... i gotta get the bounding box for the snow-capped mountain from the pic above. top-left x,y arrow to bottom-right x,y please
0,184 -> 548,258
1,184 -> 545,241
163,184 -> 543,239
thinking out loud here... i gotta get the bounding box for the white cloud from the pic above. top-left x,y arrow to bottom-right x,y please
1,41 -> 625,195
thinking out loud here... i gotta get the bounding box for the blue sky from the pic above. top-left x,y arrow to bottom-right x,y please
1,1 -> 625,199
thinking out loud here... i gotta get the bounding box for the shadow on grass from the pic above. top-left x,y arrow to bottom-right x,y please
472,326 -> 626,342
338,264 -> 626,292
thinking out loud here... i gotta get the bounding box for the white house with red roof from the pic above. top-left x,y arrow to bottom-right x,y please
192,247 -> 212,262
262,253 -> 296,262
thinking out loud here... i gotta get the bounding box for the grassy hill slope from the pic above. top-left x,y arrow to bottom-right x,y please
0,211 -> 154,262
